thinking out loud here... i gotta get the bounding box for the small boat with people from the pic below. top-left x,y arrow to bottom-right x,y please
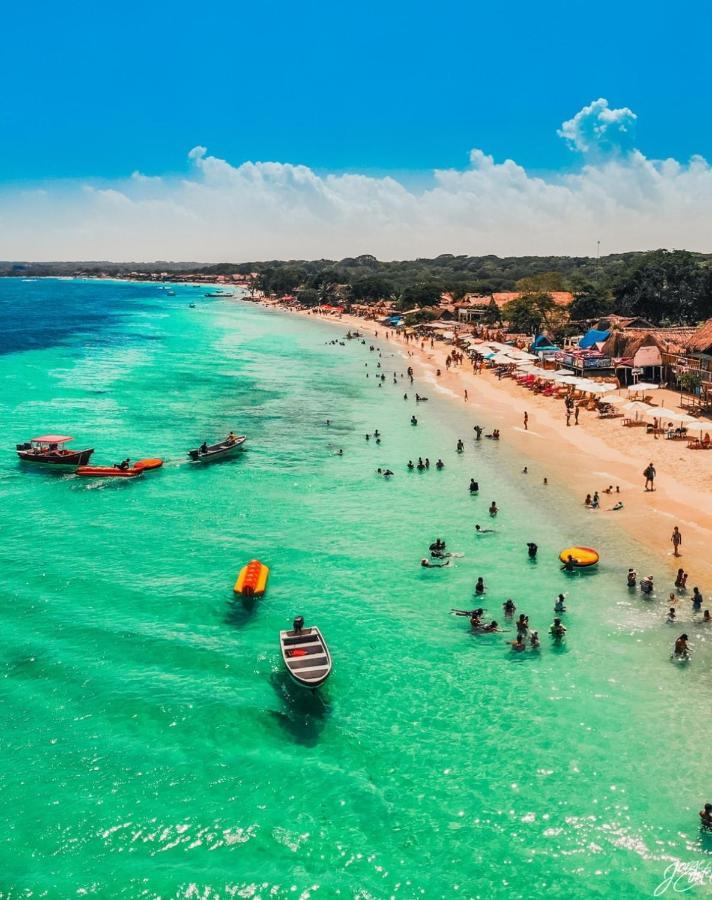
279,617 -> 332,689
17,435 -> 94,467
75,458 -> 163,479
204,290 -> 234,298
188,432 -> 246,462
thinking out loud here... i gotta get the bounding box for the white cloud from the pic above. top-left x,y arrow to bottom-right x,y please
558,97 -> 637,156
0,99 -> 709,261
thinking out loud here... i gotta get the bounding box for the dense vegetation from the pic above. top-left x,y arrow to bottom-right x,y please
3,249 -> 712,326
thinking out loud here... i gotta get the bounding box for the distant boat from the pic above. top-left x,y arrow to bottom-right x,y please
165,289 -> 176,296
204,290 -> 234,298
16,435 -> 94,467
280,618 -> 332,689
189,303 -> 196,308
188,435 -> 246,462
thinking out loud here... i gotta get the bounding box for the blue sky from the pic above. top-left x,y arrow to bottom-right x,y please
2,0 -> 712,260
2,0 -> 710,182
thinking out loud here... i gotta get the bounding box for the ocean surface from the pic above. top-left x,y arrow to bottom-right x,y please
1,279 -> 710,898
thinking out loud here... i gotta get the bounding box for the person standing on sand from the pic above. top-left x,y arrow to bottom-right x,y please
523,411 -> 528,430
574,406 -> 580,425
464,389 -> 468,402
671,526 -> 682,557
566,409 -> 571,427
643,462 -> 656,492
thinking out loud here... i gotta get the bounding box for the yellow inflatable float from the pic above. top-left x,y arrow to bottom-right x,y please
234,559 -> 270,596
559,546 -> 600,568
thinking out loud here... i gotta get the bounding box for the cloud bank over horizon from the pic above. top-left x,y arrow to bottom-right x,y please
2,98 -> 712,262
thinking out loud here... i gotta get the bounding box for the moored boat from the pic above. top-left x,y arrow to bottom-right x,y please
17,435 -> 94,467
279,617 -> 332,689
188,435 -> 246,462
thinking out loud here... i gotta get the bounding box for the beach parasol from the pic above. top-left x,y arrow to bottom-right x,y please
550,373 -> 581,385
578,382 -> 617,394
622,400 -> 655,420
628,382 -> 660,392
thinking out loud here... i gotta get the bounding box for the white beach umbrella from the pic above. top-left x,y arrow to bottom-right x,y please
628,382 -> 660,392
622,401 -> 655,419
551,373 -> 581,385
579,382 -> 617,394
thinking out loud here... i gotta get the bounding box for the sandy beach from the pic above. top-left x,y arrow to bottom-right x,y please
288,305 -> 712,587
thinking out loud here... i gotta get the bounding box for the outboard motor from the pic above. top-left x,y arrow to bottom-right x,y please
293,615 -> 304,634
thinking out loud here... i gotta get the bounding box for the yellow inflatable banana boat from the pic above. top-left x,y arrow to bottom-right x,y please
559,546 -> 600,567
234,559 -> 269,596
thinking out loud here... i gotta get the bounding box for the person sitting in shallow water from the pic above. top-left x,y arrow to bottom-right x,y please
640,575 -> 654,595
457,439 -> 464,453
503,598 -> 516,616
511,634 -> 526,652
529,631 -> 540,649
666,607 -> 676,624
673,633 -> 690,659
474,577 -> 486,595
407,460 -> 414,470
410,416 -> 418,426
488,501 -> 498,517
554,594 -> 567,613
550,618 -> 566,640
469,479 -> 479,493
436,459 -> 445,470
627,568 -> 637,587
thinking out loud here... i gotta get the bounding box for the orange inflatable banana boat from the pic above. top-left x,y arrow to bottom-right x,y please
234,559 -> 269,597
134,458 -> 163,471
76,466 -> 143,478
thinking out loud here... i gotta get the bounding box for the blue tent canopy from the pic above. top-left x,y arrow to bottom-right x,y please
531,335 -> 559,352
579,328 -> 610,349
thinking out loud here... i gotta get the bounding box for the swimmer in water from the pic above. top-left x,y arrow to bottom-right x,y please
704,610 -> 712,623
550,618 -> 567,641
407,460 -> 414,470
475,524 -> 495,534
640,575 -> 654,595
627,568 -> 637,588
554,594 -> 567,613
610,501 -> 624,511
436,459 -> 445,470
675,568 -> 688,590
562,555 -> 576,573
666,607 -> 676,624
700,803 -> 712,829
529,631 -> 540,649
417,458 -> 425,471
411,416 -> 418,426
457,439 -> 464,453
474,577 -> 486,595
522,466 -> 528,474
421,558 -> 450,568
473,425 -> 483,440
503,598 -> 516,617
692,587 -> 704,612
516,614 -> 529,637
527,542 -> 538,559
511,634 -> 526,652
673,633 -> 690,659
478,620 -> 500,633
469,479 -> 479,493
488,501 -> 498,517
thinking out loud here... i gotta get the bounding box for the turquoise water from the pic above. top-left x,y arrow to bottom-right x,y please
1,279 -> 710,898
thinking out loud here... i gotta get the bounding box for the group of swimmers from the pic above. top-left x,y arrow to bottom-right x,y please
407,457 -> 445,471
585,490 -> 623,511
627,568 -> 708,660
460,596 -> 567,652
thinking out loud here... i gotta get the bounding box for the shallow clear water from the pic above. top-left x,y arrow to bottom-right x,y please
1,279 -> 710,898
